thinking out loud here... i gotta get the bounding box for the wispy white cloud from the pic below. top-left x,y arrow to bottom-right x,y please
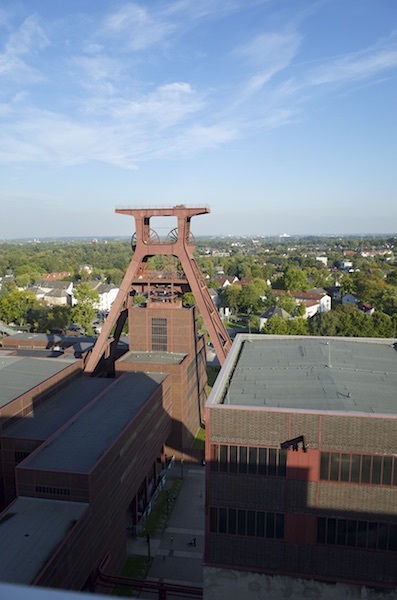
101,3 -> 175,51
0,14 -> 49,84
232,31 -> 303,103
0,2 -> 397,173
308,45 -> 397,87
5,14 -> 49,55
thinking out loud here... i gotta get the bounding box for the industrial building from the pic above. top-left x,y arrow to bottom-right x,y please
205,334 -> 397,598
0,206 -> 217,593
0,303 -> 206,591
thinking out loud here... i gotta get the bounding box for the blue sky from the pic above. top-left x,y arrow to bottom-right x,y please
0,0 -> 396,239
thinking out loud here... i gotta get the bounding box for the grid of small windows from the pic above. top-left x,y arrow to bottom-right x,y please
35,485 -> 71,496
210,506 -> 284,539
210,444 -> 287,477
14,451 -> 29,463
317,517 -> 397,552
320,452 -> 397,486
151,317 -> 167,351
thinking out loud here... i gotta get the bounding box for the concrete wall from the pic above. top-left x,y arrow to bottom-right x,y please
204,567 -> 396,600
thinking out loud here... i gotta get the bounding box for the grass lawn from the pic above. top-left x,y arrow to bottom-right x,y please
112,556 -> 152,596
192,425 -> 205,450
139,477 -> 182,538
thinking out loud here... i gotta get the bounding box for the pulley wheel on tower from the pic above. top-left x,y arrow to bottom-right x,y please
131,229 -> 161,252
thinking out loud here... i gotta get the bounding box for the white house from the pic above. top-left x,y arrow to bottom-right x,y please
85,282 -> 119,313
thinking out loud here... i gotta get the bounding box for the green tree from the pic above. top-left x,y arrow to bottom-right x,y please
33,305 -> 72,333
296,302 -> 307,318
385,269 -> 397,286
372,312 -> 393,337
239,283 -> 264,313
220,285 -> 241,313
182,292 -> 196,306
280,266 -> 309,292
277,293 -> 296,315
71,283 -> 99,334
133,294 -> 147,305
0,289 -> 40,326
262,316 -> 289,335
288,318 -> 309,335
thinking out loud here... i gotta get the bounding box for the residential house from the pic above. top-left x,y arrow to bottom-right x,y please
33,280 -> 74,307
85,282 -> 120,313
259,306 -> 290,330
358,302 -> 375,315
342,293 -> 359,305
43,272 -> 71,281
271,290 -> 331,317
324,286 -> 342,303
213,275 -> 240,289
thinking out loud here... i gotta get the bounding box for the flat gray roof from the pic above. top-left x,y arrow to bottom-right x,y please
4,378 -> 114,440
119,351 -> 186,365
0,356 -> 77,409
0,496 -> 88,584
22,371 -> 167,473
209,335 -> 397,415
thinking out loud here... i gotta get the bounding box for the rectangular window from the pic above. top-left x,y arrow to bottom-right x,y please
268,448 -> 277,476
210,444 -> 218,472
361,455 -> 371,483
337,520 -> 347,545
275,514 -> 284,539
378,523 -> 388,549
219,508 -> 227,533
393,459 -> 397,486
326,518 -> 336,545
389,525 -> 397,551
266,513 -> 275,539
350,454 -> 361,483
320,452 -> 329,480
228,509 -> 236,535
247,511 -> 256,536
15,451 -> 29,463
209,507 -> 218,533
357,521 -> 367,548
372,456 -> 382,484
340,454 -> 350,482
151,317 -> 167,351
278,448 -> 287,477
239,447 -> 247,474
330,454 -> 340,481
347,520 -> 357,547
382,457 -> 392,486
258,448 -> 267,475
219,445 -> 228,473
237,510 -> 246,536
256,512 -> 265,537
367,522 -> 378,549
248,447 -> 257,475
229,446 -> 237,473
317,518 -> 326,543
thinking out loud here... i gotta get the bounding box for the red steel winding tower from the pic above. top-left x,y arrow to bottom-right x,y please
85,205 -> 232,374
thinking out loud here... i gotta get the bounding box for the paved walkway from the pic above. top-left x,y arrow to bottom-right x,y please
127,465 -> 205,598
